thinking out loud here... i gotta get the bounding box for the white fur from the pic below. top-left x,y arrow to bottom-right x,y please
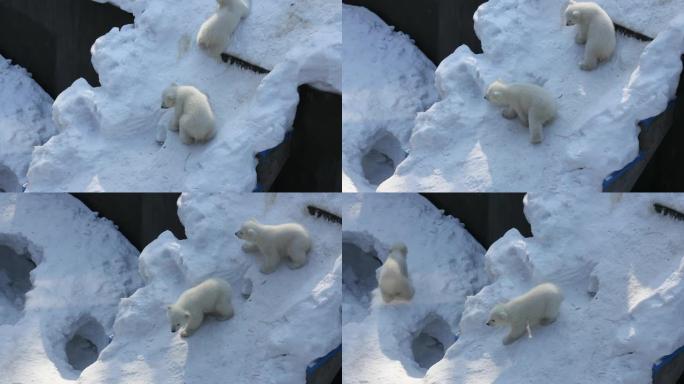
564,1 -> 616,70
161,84 -> 216,144
485,80 -> 557,144
197,0 -> 250,58
486,283 -> 563,345
167,278 -> 234,337
235,219 -> 312,274
378,243 -> 414,303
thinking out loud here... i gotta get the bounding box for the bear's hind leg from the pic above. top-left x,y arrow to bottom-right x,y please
214,300 -> 234,320
580,48 -> 599,71
179,128 -> 194,145
286,242 -> 309,269
381,290 -> 395,303
539,317 -> 557,326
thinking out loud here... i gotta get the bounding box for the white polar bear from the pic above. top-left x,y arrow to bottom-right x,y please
197,0 -> 250,58
235,219 -> 312,274
167,278 -> 234,337
378,243 -> 414,303
564,1 -> 616,71
161,84 -> 216,144
486,282 -> 563,345
485,80 -> 557,144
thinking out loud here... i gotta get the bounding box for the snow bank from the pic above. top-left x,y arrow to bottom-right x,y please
0,56 -> 56,191
27,0 -> 340,192
0,194 -> 141,382
77,193 -> 341,384
377,0 -> 684,192
342,5 -> 437,192
342,194 -> 487,383
422,193 -> 684,384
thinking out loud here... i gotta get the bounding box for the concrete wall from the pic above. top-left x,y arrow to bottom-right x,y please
270,86 -> 342,192
421,193 -> 531,249
342,0 -> 486,65
0,0 -> 133,98
71,193 -> 186,252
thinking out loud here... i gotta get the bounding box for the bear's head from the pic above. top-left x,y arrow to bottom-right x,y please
564,2 -> 584,26
486,304 -> 508,326
390,243 -> 408,258
484,81 -> 508,105
235,219 -> 259,241
161,84 -> 179,109
167,304 -> 190,333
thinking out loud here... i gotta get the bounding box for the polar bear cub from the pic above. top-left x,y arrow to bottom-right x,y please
378,243 -> 414,303
161,84 -> 216,144
235,219 -> 312,274
485,80 -> 557,144
197,0 -> 250,58
564,1 -> 616,70
486,283 -> 563,345
167,278 -> 234,337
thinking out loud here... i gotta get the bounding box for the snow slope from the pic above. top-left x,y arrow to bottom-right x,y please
422,193 -> 684,384
76,193 -> 341,384
342,5 -> 437,192
377,0 -> 684,192
342,194 -> 487,383
27,0 -> 340,192
0,56 -> 56,192
0,194 -> 142,382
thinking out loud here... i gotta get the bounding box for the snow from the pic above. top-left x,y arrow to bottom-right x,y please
0,194 -> 141,382
26,0 -> 341,192
342,193 -> 684,384
342,5 -> 437,192
427,193 -> 684,383
76,193 -> 341,384
342,193 -> 487,383
341,0 -> 684,192
0,55 -> 56,192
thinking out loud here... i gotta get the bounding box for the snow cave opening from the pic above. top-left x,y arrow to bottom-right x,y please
362,132 -> 407,187
0,241 -> 37,325
342,238 -> 382,308
411,314 -> 456,371
65,316 -> 109,374
0,164 -> 21,192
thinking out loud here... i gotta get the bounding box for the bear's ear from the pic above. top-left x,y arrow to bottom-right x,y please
246,228 -> 257,237
492,90 -> 502,98
184,311 -> 191,319
572,10 -> 580,18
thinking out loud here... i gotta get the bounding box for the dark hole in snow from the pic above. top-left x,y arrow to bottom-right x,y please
0,244 -> 36,324
342,241 -> 382,307
65,316 -> 109,374
0,165 -> 21,193
411,315 -> 456,371
362,132 -> 407,187
588,274 -> 599,298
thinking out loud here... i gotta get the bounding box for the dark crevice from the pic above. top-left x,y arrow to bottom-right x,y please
307,206 -> 342,225
0,0 -> 134,98
654,203 -> 684,222
614,23 -> 654,42
71,193 -> 186,252
221,53 -> 270,74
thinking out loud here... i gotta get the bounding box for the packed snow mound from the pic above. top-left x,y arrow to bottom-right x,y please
76,193 -> 341,384
342,194 -> 487,383
341,5 -> 437,192
422,193 -> 684,384
0,56 -> 56,191
27,0 -> 340,192
591,0 -> 684,38
379,0 -> 684,192
0,194 -> 142,382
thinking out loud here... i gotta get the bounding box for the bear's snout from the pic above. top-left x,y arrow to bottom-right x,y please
486,320 -> 493,326
234,231 -> 239,237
